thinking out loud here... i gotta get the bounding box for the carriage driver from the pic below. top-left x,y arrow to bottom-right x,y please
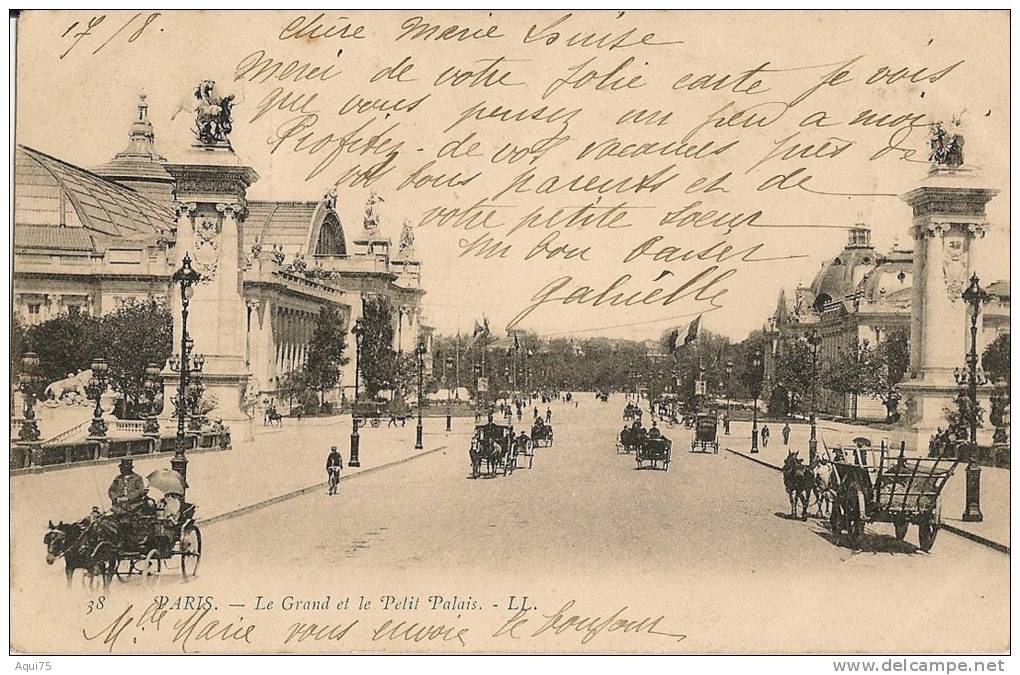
108,459 -> 146,516
648,421 -> 662,440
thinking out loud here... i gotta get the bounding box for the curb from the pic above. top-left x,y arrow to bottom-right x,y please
197,444 -> 448,526
941,524 -> 1011,555
725,447 -> 1010,555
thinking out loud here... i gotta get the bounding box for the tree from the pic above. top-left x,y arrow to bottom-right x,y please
93,299 -> 173,415
864,331 -> 910,422
25,311 -> 101,386
773,340 -> 814,414
982,332 -> 1010,385
822,341 -> 884,420
359,296 -> 397,399
305,306 -> 349,409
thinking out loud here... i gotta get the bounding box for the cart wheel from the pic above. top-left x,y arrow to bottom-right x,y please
918,518 -> 939,552
180,525 -> 202,578
894,520 -> 909,541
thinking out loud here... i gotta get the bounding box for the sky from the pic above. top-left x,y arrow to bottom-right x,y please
13,10 -> 1010,342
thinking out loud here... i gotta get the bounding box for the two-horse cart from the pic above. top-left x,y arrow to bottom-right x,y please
689,413 -> 719,454
828,443 -> 959,552
469,420 -> 516,478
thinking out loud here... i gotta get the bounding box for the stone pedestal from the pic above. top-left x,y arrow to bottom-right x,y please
161,144 -> 259,423
898,166 -> 998,451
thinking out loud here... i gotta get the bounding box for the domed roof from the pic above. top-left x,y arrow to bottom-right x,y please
809,226 -> 878,308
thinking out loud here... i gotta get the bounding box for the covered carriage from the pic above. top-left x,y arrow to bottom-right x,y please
636,434 -> 672,471
689,413 -> 719,453
469,420 -> 516,478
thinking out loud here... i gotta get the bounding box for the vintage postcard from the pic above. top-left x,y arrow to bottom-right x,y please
9,9 -> 1010,656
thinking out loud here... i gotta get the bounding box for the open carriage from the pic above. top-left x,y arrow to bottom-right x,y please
469,420 -> 516,478
44,472 -> 202,589
689,413 -> 719,454
636,434 -> 672,471
828,442 -> 959,551
530,420 -> 554,447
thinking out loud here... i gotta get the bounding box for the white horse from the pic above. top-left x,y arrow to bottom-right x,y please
44,370 -> 92,401
812,461 -> 837,518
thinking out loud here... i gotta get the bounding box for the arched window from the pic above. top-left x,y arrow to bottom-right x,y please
315,214 -> 347,255
813,293 -> 832,312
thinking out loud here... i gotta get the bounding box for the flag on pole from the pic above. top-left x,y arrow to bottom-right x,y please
667,314 -> 703,353
473,320 -> 484,338
513,334 -> 521,351
683,314 -> 703,346
472,317 -> 491,340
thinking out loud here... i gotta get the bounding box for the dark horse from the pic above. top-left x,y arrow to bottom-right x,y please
782,452 -> 814,520
44,518 -> 117,588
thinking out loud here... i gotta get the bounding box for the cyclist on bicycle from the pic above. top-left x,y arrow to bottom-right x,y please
326,446 -> 343,495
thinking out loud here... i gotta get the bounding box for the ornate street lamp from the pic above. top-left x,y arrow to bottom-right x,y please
142,363 -> 162,436
349,318 -> 364,467
18,352 -> 42,442
171,253 -> 201,484
86,357 -> 109,439
751,349 -> 762,453
957,273 -> 992,522
415,339 -> 427,450
188,353 -> 206,432
807,328 -> 822,463
445,355 -> 454,432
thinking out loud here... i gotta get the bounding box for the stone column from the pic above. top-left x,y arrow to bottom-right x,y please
163,153 -> 258,423
899,165 -> 997,451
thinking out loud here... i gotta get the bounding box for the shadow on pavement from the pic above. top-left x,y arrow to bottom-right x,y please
811,526 -> 921,555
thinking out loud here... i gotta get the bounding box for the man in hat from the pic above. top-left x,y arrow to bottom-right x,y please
108,459 -> 146,516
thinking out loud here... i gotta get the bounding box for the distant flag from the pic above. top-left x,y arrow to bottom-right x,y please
472,317 -> 491,340
668,314 -> 703,353
684,315 -> 703,346
667,328 -> 681,353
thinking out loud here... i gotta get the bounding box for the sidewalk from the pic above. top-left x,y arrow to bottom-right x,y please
722,419 -> 1010,554
11,415 -> 468,572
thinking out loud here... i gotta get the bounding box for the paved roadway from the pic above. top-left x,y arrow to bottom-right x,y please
19,396 -> 1009,653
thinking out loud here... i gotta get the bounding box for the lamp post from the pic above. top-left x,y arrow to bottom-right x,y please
349,318 -> 364,467
445,355 -> 453,432
188,353 -> 205,432
807,328 -> 822,464
415,339 -> 426,450
725,360 -> 734,435
751,349 -> 762,453
142,362 -> 162,436
958,273 -> 992,522
18,352 -> 41,442
171,252 -> 201,483
86,357 -> 109,439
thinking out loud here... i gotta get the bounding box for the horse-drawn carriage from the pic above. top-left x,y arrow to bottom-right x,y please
623,403 -> 643,422
616,424 -> 642,454
828,442 -> 959,552
530,419 -> 554,447
352,400 -> 388,428
469,419 -> 516,478
44,471 -> 202,588
689,413 -> 719,454
635,433 -> 672,471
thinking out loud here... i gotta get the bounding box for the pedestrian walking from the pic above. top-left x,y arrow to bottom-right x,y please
546,407 -> 552,423
723,412 -> 730,435
761,424 -> 771,447
782,422 -> 791,445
